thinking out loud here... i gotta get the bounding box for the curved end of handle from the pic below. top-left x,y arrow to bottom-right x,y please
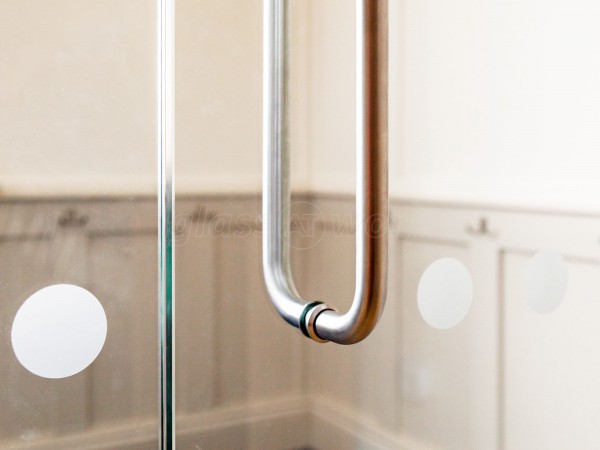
262,0 -> 389,345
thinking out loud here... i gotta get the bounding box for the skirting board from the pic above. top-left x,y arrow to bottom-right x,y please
307,396 -> 437,450
3,396 -> 436,450
3,396 -> 306,450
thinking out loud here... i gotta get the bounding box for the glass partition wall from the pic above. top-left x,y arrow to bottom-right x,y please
4,0 -> 600,449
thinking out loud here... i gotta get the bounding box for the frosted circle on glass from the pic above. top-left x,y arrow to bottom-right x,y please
418,258 -> 473,329
11,284 -> 107,379
524,249 -> 568,314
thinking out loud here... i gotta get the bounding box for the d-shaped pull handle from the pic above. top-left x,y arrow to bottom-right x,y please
262,0 -> 388,344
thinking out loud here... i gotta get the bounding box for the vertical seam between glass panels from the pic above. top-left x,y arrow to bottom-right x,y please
158,0 -> 175,448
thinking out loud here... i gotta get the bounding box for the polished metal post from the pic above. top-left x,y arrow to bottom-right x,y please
263,0 -> 388,344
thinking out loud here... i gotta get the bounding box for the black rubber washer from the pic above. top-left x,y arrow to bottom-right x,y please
299,301 -> 324,338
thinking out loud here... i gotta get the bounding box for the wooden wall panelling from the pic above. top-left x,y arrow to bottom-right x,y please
212,214 -> 250,408
303,222 -> 356,404
246,232 -> 304,402
175,200 -> 218,414
398,236 -> 487,450
0,237 -> 57,442
86,202 -> 157,429
465,238 -> 500,450
5,195 -> 600,449
0,203 -> 92,443
502,251 -> 600,450
48,224 -> 90,435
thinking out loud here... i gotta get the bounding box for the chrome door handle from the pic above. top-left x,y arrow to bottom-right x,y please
262,0 -> 388,344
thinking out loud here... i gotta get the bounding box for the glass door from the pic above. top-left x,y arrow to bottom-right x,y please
4,1 -> 600,449
174,0 -> 600,449
0,1 -> 164,448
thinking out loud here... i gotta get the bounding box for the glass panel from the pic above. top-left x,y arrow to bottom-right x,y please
176,1 -> 600,449
174,0 -> 308,446
0,1 -> 161,448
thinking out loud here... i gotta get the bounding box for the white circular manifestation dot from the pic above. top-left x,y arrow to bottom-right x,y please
418,258 -> 473,329
11,284 -> 107,379
524,249 -> 568,314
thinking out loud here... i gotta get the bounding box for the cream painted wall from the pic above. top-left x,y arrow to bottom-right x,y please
176,0 -> 310,193
397,0 -> 600,210
0,0 -> 309,197
304,0 -> 600,211
302,0 -> 357,193
177,0 -> 261,193
4,1 -> 600,210
0,1 -> 157,196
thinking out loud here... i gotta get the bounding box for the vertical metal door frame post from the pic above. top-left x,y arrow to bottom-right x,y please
158,0 -> 175,447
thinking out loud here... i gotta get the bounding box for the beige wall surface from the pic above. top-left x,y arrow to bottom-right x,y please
0,1 -> 157,196
304,0 -> 600,210
0,0 -> 310,197
175,0 -> 313,193
3,0 -> 600,211
176,0 -> 265,194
